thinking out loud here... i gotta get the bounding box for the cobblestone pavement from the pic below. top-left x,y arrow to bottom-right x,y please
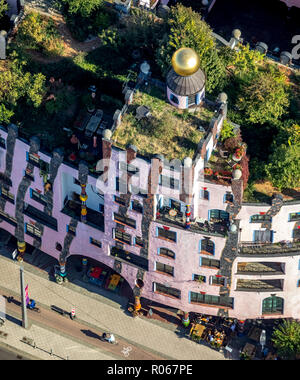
0,255 -> 227,360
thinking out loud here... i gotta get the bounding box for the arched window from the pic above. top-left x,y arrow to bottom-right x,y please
200,238 -> 215,255
262,296 -> 284,315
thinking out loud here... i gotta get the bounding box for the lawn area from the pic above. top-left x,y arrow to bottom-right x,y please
112,84 -> 214,160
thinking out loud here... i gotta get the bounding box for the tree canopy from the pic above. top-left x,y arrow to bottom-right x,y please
156,4 -> 226,94
0,0 -> 8,19
272,320 -> 300,360
61,0 -> 103,17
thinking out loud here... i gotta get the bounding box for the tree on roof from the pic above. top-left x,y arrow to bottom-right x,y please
61,0 -> 103,17
0,0 -> 8,19
156,4 -> 226,94
272,320 -> 300,360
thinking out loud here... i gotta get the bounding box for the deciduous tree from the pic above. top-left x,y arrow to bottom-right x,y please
272,320 -> 300,360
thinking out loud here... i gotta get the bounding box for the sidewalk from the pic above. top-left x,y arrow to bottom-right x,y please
0,254 -> 227,360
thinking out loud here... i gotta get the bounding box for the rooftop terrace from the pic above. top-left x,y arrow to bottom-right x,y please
112,83 -> 215,161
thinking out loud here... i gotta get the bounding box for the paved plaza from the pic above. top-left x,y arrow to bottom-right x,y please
0,254 -> 227,360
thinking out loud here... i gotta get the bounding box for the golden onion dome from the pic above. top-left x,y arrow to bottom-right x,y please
171,47 -> 200,77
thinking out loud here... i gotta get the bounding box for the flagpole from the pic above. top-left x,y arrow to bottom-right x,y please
20,266 -> 28,329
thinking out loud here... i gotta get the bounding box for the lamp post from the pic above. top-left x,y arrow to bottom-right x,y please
20,266 -> 28,329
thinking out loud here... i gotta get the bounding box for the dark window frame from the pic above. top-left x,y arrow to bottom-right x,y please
155,262 -> 174,277
154,282 -> 181,299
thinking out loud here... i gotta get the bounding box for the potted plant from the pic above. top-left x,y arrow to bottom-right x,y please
232,147 -> 244,162
204,167 -> 213,176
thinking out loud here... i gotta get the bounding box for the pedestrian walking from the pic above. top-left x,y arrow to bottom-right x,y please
70,307 -> 76,320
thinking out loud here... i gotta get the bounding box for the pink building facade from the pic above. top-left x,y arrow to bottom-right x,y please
0,101 -> 299,320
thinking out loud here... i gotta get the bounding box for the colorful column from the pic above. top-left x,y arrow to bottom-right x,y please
185,204 -> 191,229
134,296 -> 141,314
182,311 -> 190,327
17,241 -> 26,262
59,260 -> 67,278
80,184 -> 88,223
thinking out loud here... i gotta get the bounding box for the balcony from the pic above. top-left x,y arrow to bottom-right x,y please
61,199 -> 104,232
239,241 -> 300,256
237,262 -> 285,276
156,206 -> 228,237
236,279 -> 284,292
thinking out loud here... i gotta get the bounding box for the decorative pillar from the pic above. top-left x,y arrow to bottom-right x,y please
17,241 -> 26,262
59,260 -> 67,278
182,311 -> 190,327
134,296 -> 141,313
185,204 -> 191,229
80,184 -> 88,223
82,257 -> 88,280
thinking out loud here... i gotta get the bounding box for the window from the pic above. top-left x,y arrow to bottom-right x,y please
262,296 -> 283,315
111,246 -> 148,271
90,237 -> 102,248
114,229 -> 131,245
200,189 -> 209,200
157,227 -> 177,242
200,238 -> 214,255
159,175 -> 180,190
116,177 -> 127,193
155,262 -> 174,276
209,209 -> 229,222
170,94 -> 179,105
250,214 -> 272,223
201,257 -> 220,269
119,161 -> 139,174
27,153 -> 50,173
158,247 -> 175,259
30,189 -> 48,206
224,193 -> 234,203
24,169 -> 34,181
24,204 -> 58,231
0,210 -> 17,226
113,213 -> 136,229
129,185 -> 147,198
254,230 -> 273,243
0,187 -> 14,203
293,228 -> 300,239
134,236 -> 144,248
154,283 -> 181,299
190,292 -> 233,308
289,212 -> 300,222
193,274 -> 206,283
114,195 -> 126,206
0,136 -> 6,149
211,275 -> 226,286
131,200 -> 143,213
26,223 -> 42,239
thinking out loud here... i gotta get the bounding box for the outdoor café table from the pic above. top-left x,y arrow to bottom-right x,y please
190,324 -> 206,340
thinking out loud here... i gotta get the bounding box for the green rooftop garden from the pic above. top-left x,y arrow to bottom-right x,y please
112,85 -> 214,160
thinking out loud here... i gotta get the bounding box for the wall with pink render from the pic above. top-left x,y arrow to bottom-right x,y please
280,0 -> 300,8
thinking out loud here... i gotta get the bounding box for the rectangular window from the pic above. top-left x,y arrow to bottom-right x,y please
130,185 -> 147,198
0,210 -> 17,226
159,175 -> 180,190
200,189 -> 209,200
224,193 -> 234,203
113,213 -> 136,229
254,230 -> 273,243
114,195 -> 126,206
211,275 -> 226,286
114,229 -> 131,245
111,246 -> 148,271
289,212 -> 300,222
116,177 -> 127,193
27,152 -> 50,173
90,237 -> 102,248
154,283 -> 181,299
24,204 -> 58,231
193,274 -> 206,283
0,136 -> 6,149
119,161 -> 139,174
156,262 -> 174,276
24,169 -> 34,181
157,227 -> 177,242
190,292 -> 233,308
134,236 -> 144,248
0,187 -> 14,203
30,189 -> 48,206
158,247 -> 175,259
209,209 -> 229,222
201,257 -> 220,269
250,214 -> 272,223
131,200 -> 143,213
26,223 -> 42,239
293,229 -> 300,239
200,238 -> 214,255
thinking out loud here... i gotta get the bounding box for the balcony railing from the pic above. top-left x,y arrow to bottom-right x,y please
61,199 -> 104,232
156,206 -> 228,237
239,241 -> 300,255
